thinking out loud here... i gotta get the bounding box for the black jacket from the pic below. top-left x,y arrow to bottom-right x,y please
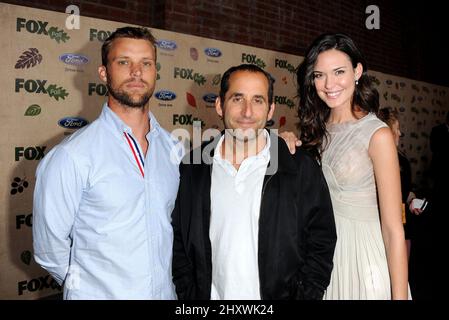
430,123 -> 449,185
171,133 -> 336,300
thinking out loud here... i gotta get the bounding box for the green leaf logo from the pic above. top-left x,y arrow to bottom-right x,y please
48,27 -> 70,43
212,74 -> 221,86
194,73 -> 206,86
47,84 -> 69,101
156,63 -> 161,80
24,104 -> 41,116
255,59 -> 266,69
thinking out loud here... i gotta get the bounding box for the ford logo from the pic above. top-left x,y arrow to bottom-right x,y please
58,117 -> 89,129
155,90 -> 177,101
59,53 -> 89,66
202,93 -> 218,104
204,48 -> 222,58
155,40 -> 177,51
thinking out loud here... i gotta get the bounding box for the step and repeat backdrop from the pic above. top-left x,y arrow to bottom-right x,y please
1,3 -> 448,299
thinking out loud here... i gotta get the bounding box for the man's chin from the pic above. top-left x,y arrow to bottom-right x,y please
114,94 -> 151,108
107,83 -> 152,108
129,96 -> 151,107
227,128 -> 260,142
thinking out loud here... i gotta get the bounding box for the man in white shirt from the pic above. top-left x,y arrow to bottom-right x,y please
172,64 -> 337,300
33,27 -> 183,299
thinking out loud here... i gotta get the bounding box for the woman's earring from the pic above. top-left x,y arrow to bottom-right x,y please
355,79 -> 359,85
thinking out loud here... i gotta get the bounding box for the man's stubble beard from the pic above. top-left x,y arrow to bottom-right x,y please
107,75 -> 153,108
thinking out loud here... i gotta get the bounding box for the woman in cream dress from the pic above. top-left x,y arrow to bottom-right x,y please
296,33 -> 410,300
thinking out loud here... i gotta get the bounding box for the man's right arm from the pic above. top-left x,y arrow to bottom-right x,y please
33,147 -> 83,285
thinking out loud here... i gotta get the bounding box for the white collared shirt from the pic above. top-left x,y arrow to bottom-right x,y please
209,130 -> 270,300
33,103 -> 183,299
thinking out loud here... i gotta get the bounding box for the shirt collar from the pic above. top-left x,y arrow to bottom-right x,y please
100,102 -> 161,137
213,129 -> 271,163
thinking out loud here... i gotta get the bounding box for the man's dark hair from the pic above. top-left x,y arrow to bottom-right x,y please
101,26 -> 156,67
219,64 -> 275,105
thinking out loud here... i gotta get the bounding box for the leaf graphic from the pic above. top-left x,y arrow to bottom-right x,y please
21,250 -> 32,265
15,48 -> 43,69
47,84 -> 56,95
47,84 -> 69,101
186,92 -> 197,108
156,63 -> 161,80
256,59 -> 266,69
212,74 -> 221,86
391,93 -> 401,102
25,104 -> 41,116
279,116 -> 286,128
48,27 -> 70,43
193,74 -> 206,86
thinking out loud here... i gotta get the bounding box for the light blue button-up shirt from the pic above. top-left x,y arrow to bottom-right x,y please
33,103 -> 183,299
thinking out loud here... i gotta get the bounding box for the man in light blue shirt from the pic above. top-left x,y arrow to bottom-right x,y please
33,27 -> 183,299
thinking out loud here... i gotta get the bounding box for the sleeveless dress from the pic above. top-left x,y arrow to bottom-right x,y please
322,113 -> 392,300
